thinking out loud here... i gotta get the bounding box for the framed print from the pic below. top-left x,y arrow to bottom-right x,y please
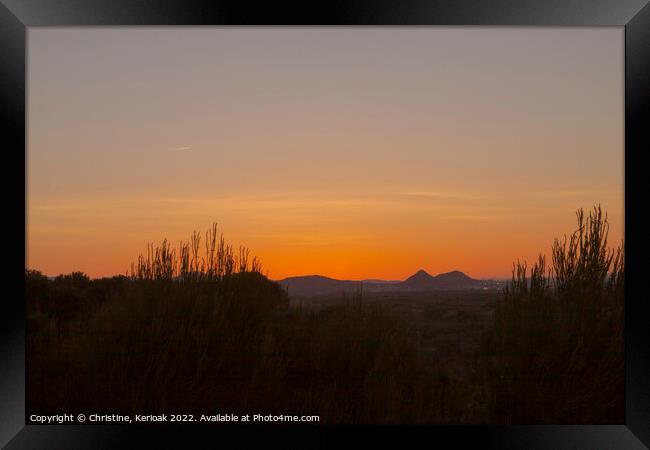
1,0 -> 649,448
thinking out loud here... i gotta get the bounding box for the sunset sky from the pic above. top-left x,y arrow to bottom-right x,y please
27,28 -> 623,280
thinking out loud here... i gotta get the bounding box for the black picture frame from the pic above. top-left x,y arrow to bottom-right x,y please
2,1 -> 648,448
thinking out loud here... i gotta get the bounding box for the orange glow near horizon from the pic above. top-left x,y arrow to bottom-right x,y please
27,190 -> 624,280
27,28 -> 624,280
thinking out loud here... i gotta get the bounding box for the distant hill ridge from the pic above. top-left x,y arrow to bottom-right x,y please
399,269 -> 482,290
277,269 -> 489,297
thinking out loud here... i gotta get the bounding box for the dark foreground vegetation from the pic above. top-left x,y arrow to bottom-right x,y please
478,206 -> 624,423
27,207 -> 623,423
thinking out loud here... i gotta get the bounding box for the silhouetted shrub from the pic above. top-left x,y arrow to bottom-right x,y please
27,226 -> 454,423
479,206 -> 624,423
27,209 -> 623,424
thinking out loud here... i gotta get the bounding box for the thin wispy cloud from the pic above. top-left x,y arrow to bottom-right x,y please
285,233 -> 377,246
155,195 -> 392,210
155,197 -> 220,205
440,214 -> 508,221
169,146 -> 193,152
401,191 -> 482,200
531,190 -> 591,198
29,203 -> 86,211
248,199 -> 391,210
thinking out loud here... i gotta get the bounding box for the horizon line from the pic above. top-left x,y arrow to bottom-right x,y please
26,266 -> 513,282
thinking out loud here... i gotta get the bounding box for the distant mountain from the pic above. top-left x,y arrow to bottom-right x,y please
276,269 -> 487,297
276,275 -> 361,297
362,279 -> 401,285
397,269 -> 482,290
